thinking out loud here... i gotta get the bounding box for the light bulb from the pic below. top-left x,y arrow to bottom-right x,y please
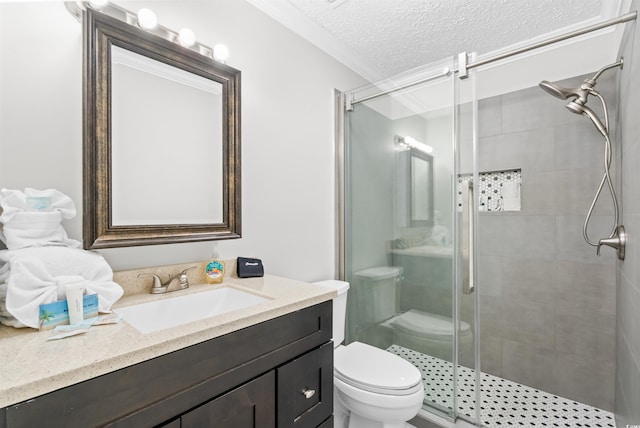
404,136 -> 433,154
213,44 -> 229,62
137,8 -> 157,30
88,0 -> 109,9
178,28 -> 196,47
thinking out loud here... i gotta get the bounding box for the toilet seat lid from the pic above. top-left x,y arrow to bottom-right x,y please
391,309 -> 471,340
334,342 -> 422,396
354,266 -> 402,280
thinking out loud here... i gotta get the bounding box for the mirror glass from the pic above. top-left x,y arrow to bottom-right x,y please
410,149 -> 434,226
111,46 -> 223,225
83,9 -> 241,249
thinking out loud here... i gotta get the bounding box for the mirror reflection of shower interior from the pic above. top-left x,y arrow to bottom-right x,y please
394,135 -> 435,228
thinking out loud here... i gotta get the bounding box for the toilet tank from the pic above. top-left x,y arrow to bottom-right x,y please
354,266 -> 403,324
313,280 -> 349,346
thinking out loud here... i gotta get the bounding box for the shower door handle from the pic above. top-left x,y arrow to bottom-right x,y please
462,179 -> 475,294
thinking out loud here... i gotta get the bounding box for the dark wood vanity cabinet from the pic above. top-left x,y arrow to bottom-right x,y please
278,342 -> 333,428
172,341 -> 333,428
2,301 -> 333,428
179,371 -> 276,428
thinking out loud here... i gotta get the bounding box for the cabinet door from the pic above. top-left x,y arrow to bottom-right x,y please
157,419 -> 180,428
181,371 -> 275,428
277,342 -> 333,428
317,416 -> 333,428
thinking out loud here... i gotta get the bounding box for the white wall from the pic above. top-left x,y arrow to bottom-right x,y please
0,1 -> 367,282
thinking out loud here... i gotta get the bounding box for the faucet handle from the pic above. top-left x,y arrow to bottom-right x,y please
138,273 -> 163,289
178,266 -> 197,287
596,225 -> 626,260
180,266 -> 197,275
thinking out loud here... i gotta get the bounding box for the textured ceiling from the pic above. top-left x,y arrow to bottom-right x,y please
283,0 -> 604,77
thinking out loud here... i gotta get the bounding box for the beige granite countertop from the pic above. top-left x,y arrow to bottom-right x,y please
0,272 -> 335,408
390,245 -> 453,259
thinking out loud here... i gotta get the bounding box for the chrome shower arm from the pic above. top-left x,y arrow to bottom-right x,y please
590,59 -> 624,83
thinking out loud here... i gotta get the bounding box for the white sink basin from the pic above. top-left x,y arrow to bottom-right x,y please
115,287 -> 269,333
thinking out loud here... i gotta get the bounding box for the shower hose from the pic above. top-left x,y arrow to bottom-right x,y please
582,90 -> 619,247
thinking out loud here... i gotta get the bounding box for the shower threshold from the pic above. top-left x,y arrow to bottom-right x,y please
388,345 -> 615,428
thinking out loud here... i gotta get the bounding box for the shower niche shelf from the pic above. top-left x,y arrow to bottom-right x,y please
457,169 -> 521,212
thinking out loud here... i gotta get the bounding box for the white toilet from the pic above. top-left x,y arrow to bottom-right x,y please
354,266 -> 473,363
314,280 -> 424,428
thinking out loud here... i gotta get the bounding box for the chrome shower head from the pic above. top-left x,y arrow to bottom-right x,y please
539,80 -> 578,100
539,58 -> 623,104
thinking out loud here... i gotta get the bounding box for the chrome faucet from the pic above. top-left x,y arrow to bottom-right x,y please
138,266 -> 197,294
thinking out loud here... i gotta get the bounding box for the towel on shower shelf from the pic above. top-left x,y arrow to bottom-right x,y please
0,247 -> 124,329
0,188 -> 81,250
502,181 -> 521,211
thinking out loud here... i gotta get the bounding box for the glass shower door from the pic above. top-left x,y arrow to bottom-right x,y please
453,62 -> 481,425
343,57 -> 479,421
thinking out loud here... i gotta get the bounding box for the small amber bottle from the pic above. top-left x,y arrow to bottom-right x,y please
205,245 -> 225,284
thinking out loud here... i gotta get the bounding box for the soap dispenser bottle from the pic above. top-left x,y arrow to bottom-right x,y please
205,244 -> 225,284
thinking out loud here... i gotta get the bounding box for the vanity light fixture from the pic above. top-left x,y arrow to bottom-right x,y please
136,8 -> 157,30
394,135 -> 433,154
88,0 -> 109,10
66,2 -> 230,64
394,135 -> 410,151
178,28 -> 196,47
405,136 -> 433,154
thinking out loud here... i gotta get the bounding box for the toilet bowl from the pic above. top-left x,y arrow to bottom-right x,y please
389,309 -> 473,363
334,342 -> 424,428
313,280 -> 424,428
353,266 -> 472,363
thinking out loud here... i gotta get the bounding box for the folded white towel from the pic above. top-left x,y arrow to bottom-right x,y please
1,212 -> 81,250
0,282 -> 27,328
0,188 -> 81,250
0,263 -> 9,283
0,247 -> 123,329
0,188 -> 76,221
502,182 -> 521,211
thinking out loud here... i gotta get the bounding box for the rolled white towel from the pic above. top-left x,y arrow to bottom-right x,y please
0,315 -> 26,328
1,212 -> 81,250
0,188 -> 81,250
0,263 -> 9,283
0,282 -> 26,327
0,188 -> 76,222
0,247 -> 123,329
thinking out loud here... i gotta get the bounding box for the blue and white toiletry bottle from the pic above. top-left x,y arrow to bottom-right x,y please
205,245 -> 225,284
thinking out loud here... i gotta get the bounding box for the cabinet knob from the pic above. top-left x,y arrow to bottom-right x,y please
302,388 -> 316,399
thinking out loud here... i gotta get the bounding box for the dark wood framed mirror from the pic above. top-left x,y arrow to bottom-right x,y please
409,148 -> 434,227
83,8 -> 241,249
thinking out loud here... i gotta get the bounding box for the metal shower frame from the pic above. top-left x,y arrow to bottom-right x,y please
345,11 -> 637,110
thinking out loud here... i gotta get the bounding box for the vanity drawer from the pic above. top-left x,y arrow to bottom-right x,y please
181,371 -> 275,428
277,341 -> 333,428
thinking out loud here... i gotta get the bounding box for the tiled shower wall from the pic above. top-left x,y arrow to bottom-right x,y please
615,6 -> 640,425
474,73 -> 618,410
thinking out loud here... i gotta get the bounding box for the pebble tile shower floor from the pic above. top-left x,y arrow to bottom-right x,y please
387,345 -> 616,427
